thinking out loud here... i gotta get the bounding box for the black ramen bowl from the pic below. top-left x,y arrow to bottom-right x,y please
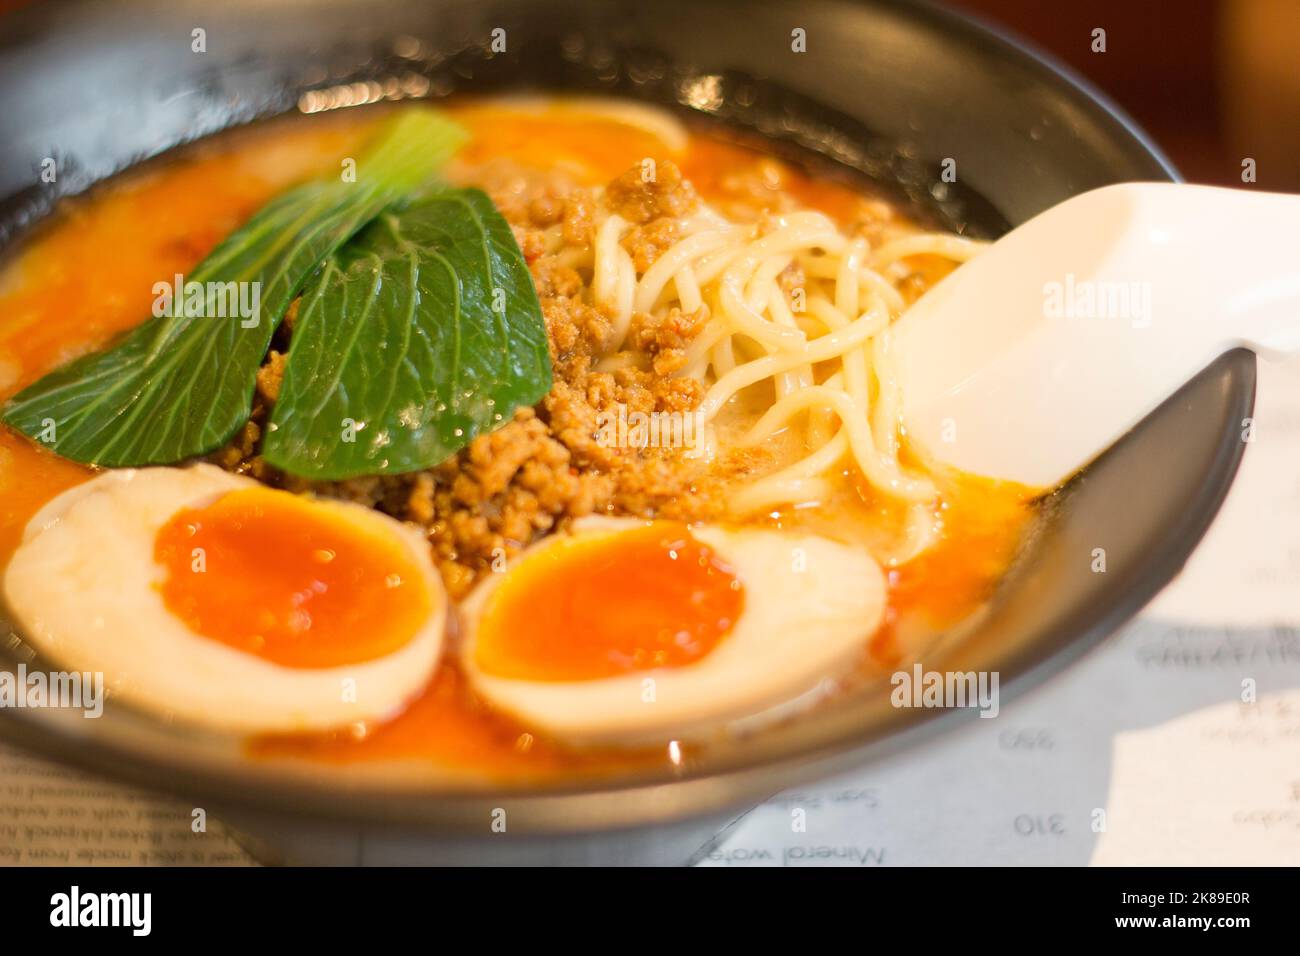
0,0 -> 1252,865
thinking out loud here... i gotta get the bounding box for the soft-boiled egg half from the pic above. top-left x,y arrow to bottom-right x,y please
459,516 -> 887,745
2,465 -> 446,733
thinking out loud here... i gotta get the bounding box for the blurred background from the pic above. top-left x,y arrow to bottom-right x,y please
0,0 -> 1295,190
950,0 -> 1299,190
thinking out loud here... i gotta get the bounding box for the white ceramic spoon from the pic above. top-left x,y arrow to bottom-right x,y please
892,183 -> 1300,489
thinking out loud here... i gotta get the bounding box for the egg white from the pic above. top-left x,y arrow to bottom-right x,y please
2,464 -> 446,733
459,516 -> 887,745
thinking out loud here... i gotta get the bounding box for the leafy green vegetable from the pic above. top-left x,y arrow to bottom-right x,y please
262,188 -> 552,480
1,109 -> 467,466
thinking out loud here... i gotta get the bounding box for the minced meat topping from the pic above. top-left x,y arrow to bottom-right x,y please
212,159 -> 766,598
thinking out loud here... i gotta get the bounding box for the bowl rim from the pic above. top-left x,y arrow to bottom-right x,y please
912,0 -> 1180,184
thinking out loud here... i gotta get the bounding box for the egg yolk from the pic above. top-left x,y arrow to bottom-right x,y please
155,487 -> 432,668
473,522 -> 744,681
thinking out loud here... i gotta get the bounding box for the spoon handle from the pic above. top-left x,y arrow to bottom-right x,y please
1160,186 -> 1300,357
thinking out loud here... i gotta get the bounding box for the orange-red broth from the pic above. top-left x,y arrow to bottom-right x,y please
0,104 -> 1036,782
